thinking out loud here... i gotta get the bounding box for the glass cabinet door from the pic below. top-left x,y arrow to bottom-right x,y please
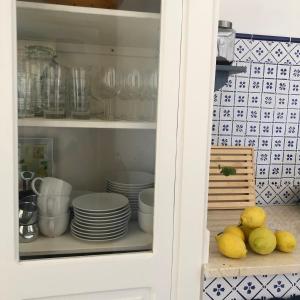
16,0 -> 162,260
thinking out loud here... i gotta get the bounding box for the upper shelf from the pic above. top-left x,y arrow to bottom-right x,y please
18,118 -> 156,130
17,1 -> 160,48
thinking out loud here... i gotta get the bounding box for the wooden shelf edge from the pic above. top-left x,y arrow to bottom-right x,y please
20,222 -> 152,257
18,118 -> 156,130
17,1 -> 160,20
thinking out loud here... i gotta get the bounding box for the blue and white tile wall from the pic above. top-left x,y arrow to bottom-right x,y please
212,35 -> 300,205
203,273 -> 300,300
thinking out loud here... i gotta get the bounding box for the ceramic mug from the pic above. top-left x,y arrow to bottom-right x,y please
38,195 -> 70,217
31,177 -> 72,196
39,212 -> 70,238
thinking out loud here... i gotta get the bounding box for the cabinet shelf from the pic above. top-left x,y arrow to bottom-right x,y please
20,222 -> 152,257
18,118 -> 156,129
205,205 -> 300,278
215,65 -> 247,91
17,1 -> 160,48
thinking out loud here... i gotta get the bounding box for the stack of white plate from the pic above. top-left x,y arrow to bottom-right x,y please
71,193 -> 130,242
106,171 -> 154,219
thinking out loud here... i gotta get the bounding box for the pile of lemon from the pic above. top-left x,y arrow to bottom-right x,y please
216,206 -> 297,259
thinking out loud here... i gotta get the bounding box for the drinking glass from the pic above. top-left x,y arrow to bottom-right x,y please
43,64 -> 67,118
99,66 -> 117,120
70,67 -> 90,119
116,68 -> 142,121
142,69 -> 158,121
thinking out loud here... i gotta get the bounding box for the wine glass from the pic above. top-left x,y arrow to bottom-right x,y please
99,66 -> 117,120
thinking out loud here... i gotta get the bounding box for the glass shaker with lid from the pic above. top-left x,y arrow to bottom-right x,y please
217,20 -> 236,65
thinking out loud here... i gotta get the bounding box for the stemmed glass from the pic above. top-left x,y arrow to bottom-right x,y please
124,68 -> 142,121
99,66 -> 117,120
142,69 -> 158,121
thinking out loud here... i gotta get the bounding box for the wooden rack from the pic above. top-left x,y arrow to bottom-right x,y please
208,146 -> 256,209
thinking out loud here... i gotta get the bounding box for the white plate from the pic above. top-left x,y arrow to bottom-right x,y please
73,193 -> 128,212
71,225 -> 127,237
107,171 -> 154,186
107,184 -> 153,192
71,221 -> 128,233
74,205 -> 130,216
74,212 -> 131,224
74,208 -> 131,220
73,219 -> 128,230
74,216 -> 130,227
71,229 -> 128,242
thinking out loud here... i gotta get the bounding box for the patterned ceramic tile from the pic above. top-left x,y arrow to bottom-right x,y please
203,273 -> 300,299
213,37 -> 300,205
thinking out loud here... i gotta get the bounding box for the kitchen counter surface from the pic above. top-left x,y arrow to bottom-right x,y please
205,205 -> 300,278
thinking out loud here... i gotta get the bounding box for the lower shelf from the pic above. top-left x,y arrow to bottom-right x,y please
205,205 -> 300,278
20,222 -> 152,257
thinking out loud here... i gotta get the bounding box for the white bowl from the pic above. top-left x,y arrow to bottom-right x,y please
138,210 -> 153,233
139,188 -> 154,213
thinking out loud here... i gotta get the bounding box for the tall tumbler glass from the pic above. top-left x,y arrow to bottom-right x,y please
70,67 -> 90,119
43,64 -> 67,118
23,46 -> 57,117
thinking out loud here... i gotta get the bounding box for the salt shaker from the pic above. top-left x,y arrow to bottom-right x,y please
217,20 -> 236,65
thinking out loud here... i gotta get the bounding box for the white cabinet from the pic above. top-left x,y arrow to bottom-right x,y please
0,0 -> 217,299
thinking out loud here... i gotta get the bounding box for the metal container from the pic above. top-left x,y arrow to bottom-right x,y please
19,223 -> 39,243
19,199 -> 38,225
217,20 -> 236,64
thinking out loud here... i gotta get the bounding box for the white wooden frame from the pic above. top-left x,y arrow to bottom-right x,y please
0,0 -> 184,299
171,0 -> 219,299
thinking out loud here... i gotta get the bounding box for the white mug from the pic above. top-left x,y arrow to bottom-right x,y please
38,195 -> 70,217
39,212 -> 70,238
31,177 -> 72,196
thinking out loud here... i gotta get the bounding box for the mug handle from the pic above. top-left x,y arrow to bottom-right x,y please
31,177 -> 43,196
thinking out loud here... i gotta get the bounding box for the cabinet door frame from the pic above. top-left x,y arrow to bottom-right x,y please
0,0 -> 183,299
171,0 -> 219,299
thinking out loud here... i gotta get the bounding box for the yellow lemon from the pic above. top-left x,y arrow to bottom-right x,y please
240,206 -> 266,229
239,225 -> 253,241
224,225 -> 245,241
275,230 -> 297,253
249,227 -> 276,255
216,233 -> 247,259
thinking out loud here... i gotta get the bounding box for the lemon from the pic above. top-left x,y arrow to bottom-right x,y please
240,206 -> 266,229
239,225 -> 253,241
249,227 -> 276,255
216,233 -> 247,259
224,225 -> 245,241
275,230 -> 297,253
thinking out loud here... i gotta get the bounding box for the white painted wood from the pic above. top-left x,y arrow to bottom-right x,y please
17,1 -> 160,48
220,0 -> 300,37
171,0 -> 219,299
18,118 -> 156,129
30,288 -> 151,300
20,222 -> 152,257
1,0 -> 184,299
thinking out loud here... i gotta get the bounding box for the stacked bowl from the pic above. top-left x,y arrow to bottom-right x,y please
138,188 -> 154,234
106,171 -> 154,220
71,193 -> 131,241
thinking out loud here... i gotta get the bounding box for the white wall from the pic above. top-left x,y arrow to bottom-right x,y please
219,0 -> 300,37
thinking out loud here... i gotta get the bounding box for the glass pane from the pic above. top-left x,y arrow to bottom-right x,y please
16,0 -> 160,260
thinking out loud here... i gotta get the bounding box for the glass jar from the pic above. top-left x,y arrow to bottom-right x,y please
217,20 -> 236,65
